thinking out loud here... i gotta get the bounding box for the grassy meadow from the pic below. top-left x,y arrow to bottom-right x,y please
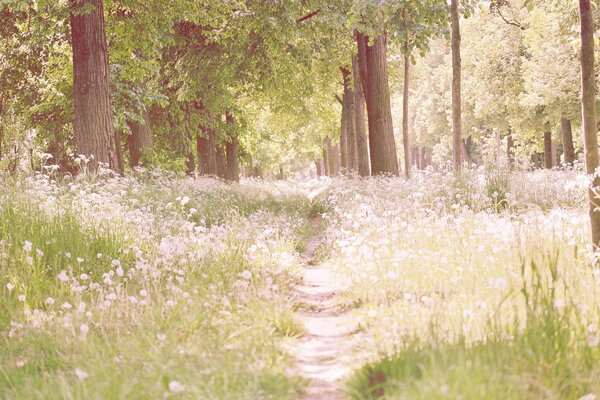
1,167 -> 600,399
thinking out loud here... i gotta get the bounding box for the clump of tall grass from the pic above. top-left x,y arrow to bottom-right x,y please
348,256 -> 600,399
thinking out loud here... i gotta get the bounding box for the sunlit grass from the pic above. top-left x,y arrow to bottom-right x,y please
0,173 -> 314,399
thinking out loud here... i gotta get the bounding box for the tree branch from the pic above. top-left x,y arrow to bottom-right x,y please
334,94 -> 343,105
296,9 -> 320,24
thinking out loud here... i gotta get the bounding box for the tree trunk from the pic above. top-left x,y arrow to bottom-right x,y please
332,143 -> 341,174
560,115 -> 575,165
544,131 -> 553,169
225,113 -> 239,182
323,145 -> 330,176
342,66 -> 357,172
315,160 -> 322,176
401,49 -> 412,178
326,138 -> 335,175
197,135 -> 209,175
198,109 -> 216,175
507,129 -> 514,167
0,96 -> 3,161
127,108 -> 153,168
579,0 -> 600,248
70,0 -> 119,172
216,145 -> 227,178
356,30 -> 399,175
339,70 -> 348,172
352,54 -> 370,177
451,0 -> 463,172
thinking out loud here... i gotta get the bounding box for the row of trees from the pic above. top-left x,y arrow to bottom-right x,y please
2,0 -> 479,181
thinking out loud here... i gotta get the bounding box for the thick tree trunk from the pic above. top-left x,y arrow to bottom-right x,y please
352,54 -> 370,176
560,115 -> 575,165
356,30 -> 399,175
332,143 -> 341,174
544,131 -> 553,169
197,135 -> 209,175
198,109 -> 216,175
216,145 -> 226,178
70,0 -> 119,172
225,113 -> 239,182
315,160 -> 322,176
402,49 -> 411,178
579,0 -> 600,248
451,0 -> 463,172
126,108 -> 153,168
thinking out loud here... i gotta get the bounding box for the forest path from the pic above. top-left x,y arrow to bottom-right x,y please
288,217 -> 357,400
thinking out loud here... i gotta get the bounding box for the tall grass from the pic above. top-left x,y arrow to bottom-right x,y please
0,174 -> 316,399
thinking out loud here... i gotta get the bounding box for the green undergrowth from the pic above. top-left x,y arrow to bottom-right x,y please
347,258 -> 600,400
0,178 -> 313,400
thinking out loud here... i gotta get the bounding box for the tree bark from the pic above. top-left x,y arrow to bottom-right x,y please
216,144 -> 227,178
332,143 -> 341,174
356,30 -> 399,175
326,137 -> 335,175
339,69 -> 349,172
352,54 -> 370,177
451,0 -> 463,172
560,115 -> 575,165
402,48 -> 411,178
198,109 -> 216,175
579,0 -> 600,248
315,160 -> 322,176
342,66 -> 357,172
544,131 -> 553,169
197,135 -> 209,175
0,96 -> 3,161
322,145 -> 330,176
126,108 -> 153,168
70,0 -> 119,172
225,113 -> 239,182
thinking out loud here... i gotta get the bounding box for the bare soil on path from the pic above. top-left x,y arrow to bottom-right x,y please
288,218 -> 358,400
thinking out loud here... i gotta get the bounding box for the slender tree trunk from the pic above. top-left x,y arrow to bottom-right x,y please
451,0 -> 463,172
352,54 -> 370,176
225,113 -> 239,182
198,109 -> 216,175
402,48 -> 411,178
127,109 -> 153,168
114,130 -> 124,174
326,138 -> 335,175
70,0 -> 119,172
0,96 -> 3,161
323,145 -> 330,176
560,115 -> 575,165
340,89 -> 348,172
356,30 -> 399,175
544,131 -> 553,169
579,0 -> 600,248
507,129 -> 514,167
206,110 -> 217,174
342,66 -> 357,172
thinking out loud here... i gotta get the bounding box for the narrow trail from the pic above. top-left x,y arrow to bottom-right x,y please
288,218 -> 357,400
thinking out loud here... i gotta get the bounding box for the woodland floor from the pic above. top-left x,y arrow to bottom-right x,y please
2,170 -> 600,399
